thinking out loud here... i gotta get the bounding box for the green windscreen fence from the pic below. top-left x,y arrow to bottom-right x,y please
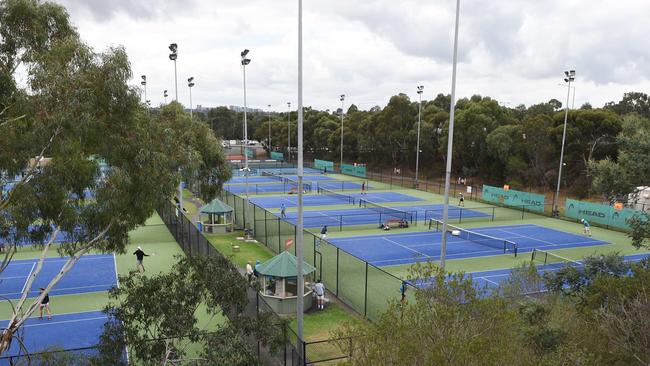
482,185 -> 545,213
565,199 -> 644,230
245,148 -> 254,158
270,151 -> 284,161
341,164 -> 366,178
314,159 -> 334,171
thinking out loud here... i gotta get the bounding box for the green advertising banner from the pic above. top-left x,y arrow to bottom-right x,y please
314,159 -> 334,171
270,151 -> 284,161
244,148 -> 253,158
481,185 -> 546,213
341,164 -> 367,178
565,199 -> 643,230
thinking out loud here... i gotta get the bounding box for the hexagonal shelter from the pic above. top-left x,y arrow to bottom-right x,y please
199,199 -> 234,234
257,251 -> 316,314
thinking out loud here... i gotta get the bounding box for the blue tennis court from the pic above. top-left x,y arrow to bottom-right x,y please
328,224 -> 609,266
227,175 -> 335,184
411,253 -> 650,294
466,252 -> 649,292
250,191 -> 423,209
225,182 -> 302,194
315,181 -> 369,191
0,254 -> 117,299
259,167 -> 323,175
0,311 -> 113,364
279,204 -> 488,228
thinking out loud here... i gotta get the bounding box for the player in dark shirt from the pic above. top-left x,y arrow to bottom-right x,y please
133,246 -> 149,272
39,287 -> 52,320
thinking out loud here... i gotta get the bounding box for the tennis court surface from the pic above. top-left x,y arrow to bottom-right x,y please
466,252 -> 649,292
250,191 -> 423,209
0,254 -> 117,299
0,311 -> 113,364
227,175 -> 335,184
278,204 -> 488,228
328,224 -> 609,266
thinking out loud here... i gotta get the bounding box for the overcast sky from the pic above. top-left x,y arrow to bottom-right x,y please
56,0 -> 650,112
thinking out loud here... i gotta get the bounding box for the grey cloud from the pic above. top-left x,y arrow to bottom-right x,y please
57,0 -> 196,22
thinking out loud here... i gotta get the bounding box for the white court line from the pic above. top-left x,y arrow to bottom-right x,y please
332,231 -> 436,243
476,277 -> 500,286
20,263 -> 36,294
113,253 -> 120,288
22,316 -> 107,329
1,283 -> 115,297
381,237 -> 431,257
8,255 -> 113,266
375,249 -> 509,266
0,276 -> 30,280
493,228 -> 557,246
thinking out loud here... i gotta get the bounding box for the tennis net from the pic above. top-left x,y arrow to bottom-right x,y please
285,176 -> 312,193
430,219 -> 518,256
317,186 -> 355,205
358,199 -> 414,223
531,249 -> 582,268
261,170 -> 286,183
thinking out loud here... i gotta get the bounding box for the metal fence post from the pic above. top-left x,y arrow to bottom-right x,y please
363,261 -> 369,317
336,248 -> 340,296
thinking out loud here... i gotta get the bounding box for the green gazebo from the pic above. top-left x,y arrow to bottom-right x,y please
257,251 -> 316,314
199,199 -> 233,234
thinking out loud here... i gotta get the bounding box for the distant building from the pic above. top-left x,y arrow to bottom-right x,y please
228,105 -> 263,113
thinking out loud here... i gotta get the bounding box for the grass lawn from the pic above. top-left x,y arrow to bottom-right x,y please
288,302 -> 362,363
205,231 -> 275,269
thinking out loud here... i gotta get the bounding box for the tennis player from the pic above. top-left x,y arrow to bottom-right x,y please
580,219 -> 591,237
361,181 -> 367,195
459,193 -> 465,207
314,279 -> 326,310
133,246 -> 150,273
280,203 -> 287,218
39,288 -> 52,320
320,225 -> 328,240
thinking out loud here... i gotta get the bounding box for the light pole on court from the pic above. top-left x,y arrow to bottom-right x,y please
415,85 -> 424,188
296,0 -> 305,355
552,70 -> 575,217
140,75 -> 147,105
168,43 -> 183,214
268,104 -> 272,152
241,49 -> 252,202
440,0 -> 461,271
339,94 -> 345,169
287,102 -> 291,163
188,77 -> 195,119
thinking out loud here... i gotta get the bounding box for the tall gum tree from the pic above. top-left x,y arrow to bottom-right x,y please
0,0 -> 230,355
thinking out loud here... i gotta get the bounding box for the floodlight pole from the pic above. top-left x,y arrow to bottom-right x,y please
173,62 -> 178,101
287,102 -> 291,163
268,104 -> 272,152
440,0 -> 461,271
141,75 -> 147,105
340,94 -> 345,169
241,50 -> 251,202
553,70 -> 575,217
169,43 -> 182,214
188,77 -> 195,119
296,0 -> 305,356
415,86 -> 424,188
